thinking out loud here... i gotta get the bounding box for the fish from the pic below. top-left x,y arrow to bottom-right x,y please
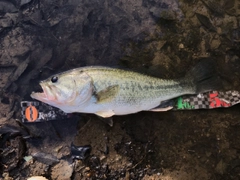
31,60 -> 221,119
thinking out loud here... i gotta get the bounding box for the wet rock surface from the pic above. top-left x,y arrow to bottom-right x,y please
0,0 -> 240,179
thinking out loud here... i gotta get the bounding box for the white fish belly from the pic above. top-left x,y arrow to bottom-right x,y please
79,98 -> 161,115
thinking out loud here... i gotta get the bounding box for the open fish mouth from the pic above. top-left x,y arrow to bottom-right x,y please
30,82 -> 58,102
31,84 -> 48,101
31,83 -> 62,105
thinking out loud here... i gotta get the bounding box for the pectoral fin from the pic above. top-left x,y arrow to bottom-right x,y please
95,110 -> 115,118
95,85 -> 119,103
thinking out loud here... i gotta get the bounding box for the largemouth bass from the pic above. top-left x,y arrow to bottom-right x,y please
31,60 -> 220,118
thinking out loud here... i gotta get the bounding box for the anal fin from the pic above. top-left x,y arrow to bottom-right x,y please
150,106 -> 173,112
149,100 -> 175,112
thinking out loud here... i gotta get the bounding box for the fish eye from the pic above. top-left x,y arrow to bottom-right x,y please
51,76 -> 58,83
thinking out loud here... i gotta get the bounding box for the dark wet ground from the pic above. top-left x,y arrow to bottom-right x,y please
0,0 -> 240,179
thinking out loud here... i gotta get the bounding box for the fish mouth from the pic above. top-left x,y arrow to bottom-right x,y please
31,83 -> 54,102
31,85 -> 47,101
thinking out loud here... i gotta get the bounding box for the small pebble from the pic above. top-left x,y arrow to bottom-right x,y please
27,176 -> 48,180
179,43 -> 184,49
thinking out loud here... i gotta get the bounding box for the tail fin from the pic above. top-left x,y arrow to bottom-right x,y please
184,58 -> 222,94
